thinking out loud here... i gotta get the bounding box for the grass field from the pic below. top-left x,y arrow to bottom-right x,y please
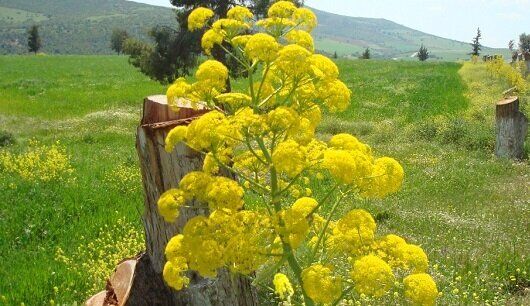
0,55 -> 528,305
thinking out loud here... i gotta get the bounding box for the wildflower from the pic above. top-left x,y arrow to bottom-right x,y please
216,92 -> 252,109
212,19 -> 249,38
163,257 -> 190,290
267,106 -> 300,133
329,133 -> 370,155
166,78 -> 191,111
201,29 -> 225,55
195,60 -> 229,91
285,30 -> 314,52
157,189 -> 186,222
205,176 -> 244,211
318,79 -> 351,112
361,157 -> 404,199
351,255 -> 395,297
403,273 -> 439,306
330,209 -> 376,254
268,1 -> 297,18
301,264 -> 342,304
178,171 -> 213,202
273,273 -> 294,300
245,33 -> 280,62
292,8 -> 318,32
165,125 -> 188,153
322,149 -> 372,185
272,140 -> 306,177
310,54 -> 339,80
227,6 -> 253,22
188,7 -> 214,31
291,197 -> 318,216
231,35 -> 252,48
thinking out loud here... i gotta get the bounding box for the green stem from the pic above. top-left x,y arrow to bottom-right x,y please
269,162 -> 314,306
309,192 -> 348,263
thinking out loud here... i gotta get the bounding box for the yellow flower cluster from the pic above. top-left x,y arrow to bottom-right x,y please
187,7 -> 214,31
0,140 -> 75,183
486,56 -> 528,93
162,209 -> 275,289
301,264 -> 342,304
404,273 -> 439,306
351,255 -> 395,297
157,171 -> 245,222
159,3 -> 435,305
55,218 -> 143,296
103,164 -> 141,193
273,273 -> 294,300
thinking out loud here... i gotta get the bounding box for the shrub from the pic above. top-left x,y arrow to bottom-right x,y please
0,130 -> 15,147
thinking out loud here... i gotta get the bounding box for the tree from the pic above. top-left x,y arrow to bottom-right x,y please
333,51 -> 338,59
27,25 -> 42,55
124,1 -> 304,84
417,44 -> 429,61
110,29 -> 129,55
519,33 -> 530,76
360,47 -> 370,59
509,40 -> 518,63
471,27 -> 482,56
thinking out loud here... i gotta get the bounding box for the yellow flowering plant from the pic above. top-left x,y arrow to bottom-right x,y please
160,2 -> 438,305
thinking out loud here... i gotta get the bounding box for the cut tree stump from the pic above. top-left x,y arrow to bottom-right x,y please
132,95 -> 258,305
495,96 -> 528,160
85,95 -> 258,306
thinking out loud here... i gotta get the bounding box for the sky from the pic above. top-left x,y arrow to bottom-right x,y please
131,0 -> 530,48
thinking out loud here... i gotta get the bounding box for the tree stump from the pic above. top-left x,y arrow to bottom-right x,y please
495,96 -> 528,160
130,95 -> 259,305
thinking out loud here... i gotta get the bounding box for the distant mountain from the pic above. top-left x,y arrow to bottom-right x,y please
0,0 -> 509,60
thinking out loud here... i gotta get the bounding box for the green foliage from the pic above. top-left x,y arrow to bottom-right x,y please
360,47 -> 370,59
27,24 -> 41,54
110,28 -> 129,54
519,33 -> 530,53
417,44 -> 429,61
0,130 -> 15,147
123,26 -> 200,84
471,27 -> 482,56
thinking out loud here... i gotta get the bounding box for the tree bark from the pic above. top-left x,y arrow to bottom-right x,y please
130,95 -> 258,305
495,96 -> 528,160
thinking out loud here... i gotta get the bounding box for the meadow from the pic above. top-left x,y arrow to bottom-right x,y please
0,55 -> 528,305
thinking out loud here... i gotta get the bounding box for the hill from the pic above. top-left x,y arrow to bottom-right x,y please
312,8 -> 510,60
0,0 -> 510,60
0,0 -> 175,54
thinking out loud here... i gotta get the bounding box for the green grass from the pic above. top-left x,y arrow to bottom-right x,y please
0,56 -> 529,305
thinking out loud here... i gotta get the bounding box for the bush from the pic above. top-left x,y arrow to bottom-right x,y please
0,131 -> 15,147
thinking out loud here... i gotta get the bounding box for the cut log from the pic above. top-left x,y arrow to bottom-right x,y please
131,95 -> 258,305
495,96 -> 528,160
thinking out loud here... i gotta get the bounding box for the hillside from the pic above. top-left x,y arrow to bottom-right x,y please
0,0 -> 175,54
0,0 -> 509,60
312,8 -> 510,60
